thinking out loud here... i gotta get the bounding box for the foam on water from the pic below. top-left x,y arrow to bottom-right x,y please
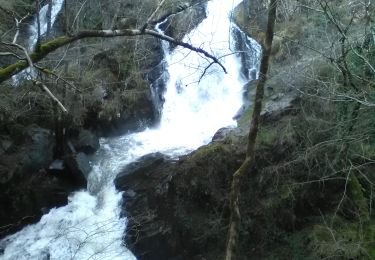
1,186 -> 135,260
1,0 -> 260,259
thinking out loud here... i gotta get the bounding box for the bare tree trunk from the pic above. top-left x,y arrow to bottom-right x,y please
36,0 -> 41,51
244,0 -> 250,21
46,0 -> 52,38
64,0 -> 69,33
225,1 -> 277,259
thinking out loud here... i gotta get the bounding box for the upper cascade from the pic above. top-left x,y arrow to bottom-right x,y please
0,0 -> 260,259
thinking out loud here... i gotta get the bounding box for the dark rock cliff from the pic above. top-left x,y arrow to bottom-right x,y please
0,0 -> 210,241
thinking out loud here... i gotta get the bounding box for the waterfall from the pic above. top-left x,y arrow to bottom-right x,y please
28,0 -> 65,51
0,0 -> 260,259
13,0 -> 64,82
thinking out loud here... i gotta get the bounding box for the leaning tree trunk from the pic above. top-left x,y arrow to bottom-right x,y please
225,1 -> 277,259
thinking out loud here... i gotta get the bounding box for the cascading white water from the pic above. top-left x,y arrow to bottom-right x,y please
1,0 -> 260,259
13,0 -> 64,82
28,0 -> 65,50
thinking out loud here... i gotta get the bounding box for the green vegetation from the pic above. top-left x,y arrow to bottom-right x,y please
0,0 -> 34,36
227,0 -> 375,258
0,0 -> 374,258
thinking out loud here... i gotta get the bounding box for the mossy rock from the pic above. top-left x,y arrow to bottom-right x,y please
190,142 -> 227,161
237,106 -> 253,128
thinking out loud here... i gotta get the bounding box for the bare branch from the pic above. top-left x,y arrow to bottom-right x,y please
3,42 -> 69,114
33,80 -> 68,114
0,52 -> 22,59
333,164 -> 352,221
348,44 -> 375,74
0,27 -> 226,83
13,13 -> 30,43
296,4 -> 324,13
34,64 -> 80,93
141,0 -> 168,31
144,29 -> 227,73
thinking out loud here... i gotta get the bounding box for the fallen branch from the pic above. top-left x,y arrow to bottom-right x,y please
33,80 -> 68,113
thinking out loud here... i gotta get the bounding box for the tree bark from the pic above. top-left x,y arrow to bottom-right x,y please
0,28 -> 226,83
46,0 -> 52,38
36,0 -> 41,51
64,0 -> 69,33
225,0 -> 277,259
243,0 -> 250,22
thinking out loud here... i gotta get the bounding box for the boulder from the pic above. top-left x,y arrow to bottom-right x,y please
115,142 -> 245,260
0,169 -> 79,239
212,127 -> 234,141
115,152 -> 170,184
0,126 -> 54,184
22,126 -> 54,173
158,1 -> 207,43
64,152 -> 92,186
115,153 -> 179,260
0,125 -> 80,239
74,129 -> 100,154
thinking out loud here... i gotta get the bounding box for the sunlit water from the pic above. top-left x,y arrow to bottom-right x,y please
1,0 -> 260,259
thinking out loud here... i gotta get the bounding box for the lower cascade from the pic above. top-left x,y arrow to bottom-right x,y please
0,0 -> 260,259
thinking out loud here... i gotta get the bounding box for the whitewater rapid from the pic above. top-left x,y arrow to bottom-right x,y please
1,0 -> 260,259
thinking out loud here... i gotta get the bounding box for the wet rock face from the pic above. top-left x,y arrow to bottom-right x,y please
0,169 -> 79,239
71,129 -> 100,154
158,1 -> 207,45
115,143 -> 245,260
115,153 -> 177,260
0,126 -> 81,239
231,25 -> 260,80
63,152 -> 92,187
0,126 -> 54,185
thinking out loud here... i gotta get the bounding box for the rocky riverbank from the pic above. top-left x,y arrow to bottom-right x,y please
115,1 -> 375,259
1,0 -> 374,259
0,0 -> 208,239
114,84 -> 299,259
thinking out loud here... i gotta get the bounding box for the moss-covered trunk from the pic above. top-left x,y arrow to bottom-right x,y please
225,0 -> 277,259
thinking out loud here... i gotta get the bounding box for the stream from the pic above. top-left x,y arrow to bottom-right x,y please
1,0 -> 260,259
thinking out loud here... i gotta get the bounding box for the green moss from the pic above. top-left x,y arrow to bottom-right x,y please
363,224 -> 375,258
38,36 -> 73,54
0,60 -> 27,81
238,106 -> 253,128
233,3 -> 261,41
257,126 -> 278,146
191,143 -> 225,161
1,36 -> 74,82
